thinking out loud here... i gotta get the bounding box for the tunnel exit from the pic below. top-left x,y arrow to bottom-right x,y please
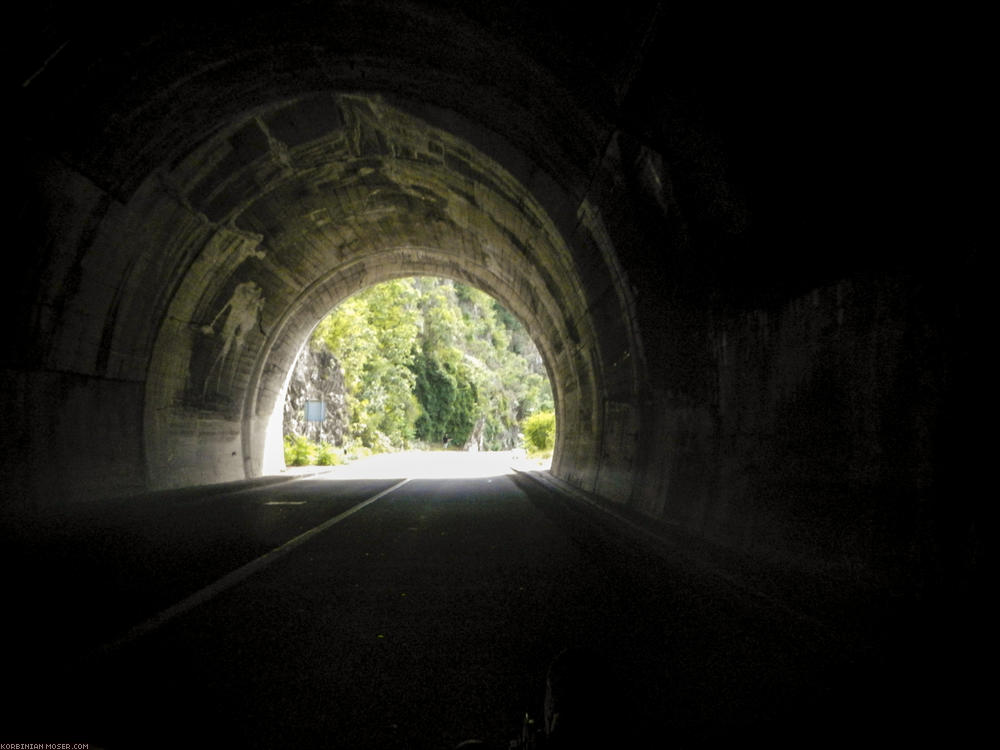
273,277 -> 555,474
8,1 -> 981,745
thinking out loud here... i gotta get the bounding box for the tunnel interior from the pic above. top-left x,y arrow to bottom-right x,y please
6,0 -> 983,663
136,94 -> 602,490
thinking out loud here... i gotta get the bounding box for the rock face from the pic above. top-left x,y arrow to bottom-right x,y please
282,346 -> 348,446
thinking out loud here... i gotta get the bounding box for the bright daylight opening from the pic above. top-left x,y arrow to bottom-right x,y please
277,277 -> 556,477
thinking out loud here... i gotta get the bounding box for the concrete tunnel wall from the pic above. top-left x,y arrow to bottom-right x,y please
136,95 -> 608,492
5,1 -> 981,604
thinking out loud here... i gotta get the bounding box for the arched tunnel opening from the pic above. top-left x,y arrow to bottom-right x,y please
277,276 -> 555,469
3,1 -> 984,746
135,94 -> 603,492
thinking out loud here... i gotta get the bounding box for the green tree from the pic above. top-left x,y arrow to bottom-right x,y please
410,351 -> 479,446
310,279 -> 421,450
294,276 -> 553,454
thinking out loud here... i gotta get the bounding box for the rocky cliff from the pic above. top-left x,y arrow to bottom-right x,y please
282,346 -> 349,445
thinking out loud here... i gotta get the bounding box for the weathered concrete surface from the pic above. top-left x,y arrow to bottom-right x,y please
4,1 -> 984,621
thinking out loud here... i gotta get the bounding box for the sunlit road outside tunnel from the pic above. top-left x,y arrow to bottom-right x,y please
291,449 -> 551,479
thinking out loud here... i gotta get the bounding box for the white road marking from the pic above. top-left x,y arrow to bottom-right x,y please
96,478 -> 410,655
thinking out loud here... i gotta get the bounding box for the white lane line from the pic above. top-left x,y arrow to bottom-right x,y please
96,478 -> 410,656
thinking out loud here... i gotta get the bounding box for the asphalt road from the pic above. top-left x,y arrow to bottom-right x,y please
0,455 -> 937,748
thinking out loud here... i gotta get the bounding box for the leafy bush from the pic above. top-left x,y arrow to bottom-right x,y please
522,410 -> 556,455
284,434 -> 314,466
315,442 -> 343,466
346,443 -> 373,461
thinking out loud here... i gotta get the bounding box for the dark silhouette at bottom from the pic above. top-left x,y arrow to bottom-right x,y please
458,647 -> 623,749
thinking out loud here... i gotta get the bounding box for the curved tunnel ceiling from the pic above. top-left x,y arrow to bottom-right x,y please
7,0 -> 979,610
132,93 -> 611,488
10,1 -> 654,503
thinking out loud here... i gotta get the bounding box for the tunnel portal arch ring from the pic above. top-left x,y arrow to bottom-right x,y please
141,93 -> 610,488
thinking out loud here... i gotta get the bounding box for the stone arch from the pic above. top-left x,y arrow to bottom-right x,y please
137,93 -> 630,491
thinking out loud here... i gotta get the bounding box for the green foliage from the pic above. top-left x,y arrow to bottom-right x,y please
283,435 -> 344,467
311,279 -> 421,451
347,444 -> 373,460
284,434 -> 314,466
522,410 -> 556,455
295,277 -> 554,454
411,353 -> 480,446
315,442 -> 343,466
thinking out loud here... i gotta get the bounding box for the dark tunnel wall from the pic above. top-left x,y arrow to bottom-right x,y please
5,1 -> 983,603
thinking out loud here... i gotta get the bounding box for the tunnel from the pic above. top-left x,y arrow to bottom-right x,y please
138,94 -> 604,490
4,1 -> 985,743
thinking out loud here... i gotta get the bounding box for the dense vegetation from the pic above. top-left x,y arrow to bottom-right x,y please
521,409 -> 556,456
285,277 -> 553,461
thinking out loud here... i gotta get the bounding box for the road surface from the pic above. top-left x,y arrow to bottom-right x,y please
2,452 -> 903,748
